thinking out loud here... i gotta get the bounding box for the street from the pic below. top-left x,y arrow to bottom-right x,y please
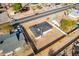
11,4 -> 79,25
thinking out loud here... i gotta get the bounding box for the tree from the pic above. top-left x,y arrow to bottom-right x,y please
12,3 -> 22,12
60,19 -> 76,32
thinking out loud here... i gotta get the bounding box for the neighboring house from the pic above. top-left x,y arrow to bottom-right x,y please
68,9 -> 79,24
11,7 -> 33,19
7,3 -> 34,19
68,9 -> 79,20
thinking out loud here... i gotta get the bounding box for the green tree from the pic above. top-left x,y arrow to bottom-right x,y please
60,19 -> 76,32
12,3 -> 22,12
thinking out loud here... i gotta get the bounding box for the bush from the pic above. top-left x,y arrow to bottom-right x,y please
60,19 -> 76,32
12,3 -> 22,12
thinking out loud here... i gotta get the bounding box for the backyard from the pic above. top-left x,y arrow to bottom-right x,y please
60,19 -> 76,32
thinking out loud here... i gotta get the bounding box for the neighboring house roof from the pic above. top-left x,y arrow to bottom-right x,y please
11,7 -> 33,19
0,12 -> 11,24
68,9 -> 79,19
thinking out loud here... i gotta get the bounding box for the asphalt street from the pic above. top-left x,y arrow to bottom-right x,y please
11,3 -> 79,25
